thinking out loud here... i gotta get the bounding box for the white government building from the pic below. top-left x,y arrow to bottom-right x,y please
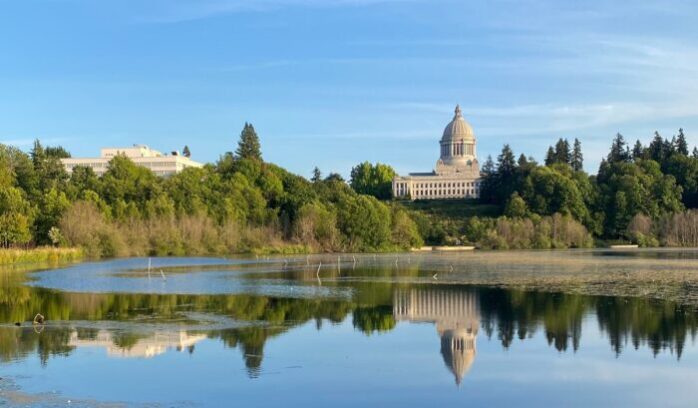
61,144 -> 203,177
392,105 -> 482,200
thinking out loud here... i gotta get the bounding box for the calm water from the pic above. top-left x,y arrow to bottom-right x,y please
1,251 -> 698,407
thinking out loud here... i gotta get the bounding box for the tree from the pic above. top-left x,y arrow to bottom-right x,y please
648,131 -> 667,163
571,138 -> 583,171
597,160 -> 683,237
324,173 -> 345,183
608,133 -> 630,163
517,154 -> 529,168
311,167 -> 322,183
30,139 -> 68,193
235,123 -> 262,161
554,138 -> 571,165
676,128 -> 689,156
482,155 -> 495,175
632,140 -> 645,161
0,186 -> 34,247
349,162 -> 396,200
497,144 -> 517,176
183,145 -> 191,158
694,147 -> 698,159
521,165 -> 591,226
545,146 -> 555,166
504,192 -> 527,218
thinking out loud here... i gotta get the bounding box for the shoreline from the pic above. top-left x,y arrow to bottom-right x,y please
0,248 -> 83,266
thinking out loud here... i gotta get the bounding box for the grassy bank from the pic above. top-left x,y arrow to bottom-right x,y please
0,247 -> 83,266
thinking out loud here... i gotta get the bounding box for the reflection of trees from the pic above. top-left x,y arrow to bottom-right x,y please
353,306 -> 396,334
1,281 -> 697,372
479,288 -> 698,357
596,297 -> 698,358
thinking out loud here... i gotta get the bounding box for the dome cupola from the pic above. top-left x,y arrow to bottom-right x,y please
437,104 -> 478,173
441,105 -> 475,144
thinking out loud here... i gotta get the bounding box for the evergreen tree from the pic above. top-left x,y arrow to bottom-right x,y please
235,123 -> 262,161
554,138 -> 571,165
571,138 -> 583,171
183,145 -> 191,158
632,140 -> 644,160
517,153 -> 529,168
694,147 -> 698,159
608,133 -> 630,163
648,131 -> 666,162
30,139 -> 45,169
676,128 -> 689,155
311,167 -> 322,183
497,145 -> 517,176
482,155 -> 495,175
544,146 -> 555,166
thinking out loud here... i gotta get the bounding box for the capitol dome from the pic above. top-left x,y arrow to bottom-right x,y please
441,105 -> 474,143
437,104 -> 478,172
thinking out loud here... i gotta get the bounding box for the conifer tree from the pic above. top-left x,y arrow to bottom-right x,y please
648,131 -> 666,162
311,167 -> 322,183
497,144 -> 517,176
554,138 -> 571,165
517,153 -> 528,168
632,140 -> 644,160
571,138 -> 583,171
544,146 -> 555,166
676,128 -> 689,155
235,122 -> 262,161
482,155 -> 495,175
608,133 -> 630,163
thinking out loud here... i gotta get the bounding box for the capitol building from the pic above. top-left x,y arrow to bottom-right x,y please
392,105 -> 482,200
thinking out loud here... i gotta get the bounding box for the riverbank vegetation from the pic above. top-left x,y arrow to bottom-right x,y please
0,124 -> 422,258
0,247 -> 82,265
2,122 -> 698,258
398,131 -> 698,248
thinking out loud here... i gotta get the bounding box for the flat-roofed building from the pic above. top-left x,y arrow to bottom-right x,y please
61,144 -> 204,177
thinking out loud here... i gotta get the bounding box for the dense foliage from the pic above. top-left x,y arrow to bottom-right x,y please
3,123 -> 698,253
0,125 -> 422,255
478,130 -> 698,245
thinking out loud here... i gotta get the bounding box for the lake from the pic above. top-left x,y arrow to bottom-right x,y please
1,250 -> 697,407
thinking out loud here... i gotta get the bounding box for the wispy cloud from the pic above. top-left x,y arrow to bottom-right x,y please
137,0 -> 418,23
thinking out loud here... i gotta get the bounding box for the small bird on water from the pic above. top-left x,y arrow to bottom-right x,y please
33,314 -> 45,325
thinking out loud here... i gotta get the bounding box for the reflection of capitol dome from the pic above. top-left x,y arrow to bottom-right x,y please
393,288 -> 479,385
440,327 -> 477,385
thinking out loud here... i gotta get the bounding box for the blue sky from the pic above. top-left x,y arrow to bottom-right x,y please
2,0 -> 698,177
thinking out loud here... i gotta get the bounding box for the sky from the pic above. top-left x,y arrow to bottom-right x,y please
2,0 -> 698,178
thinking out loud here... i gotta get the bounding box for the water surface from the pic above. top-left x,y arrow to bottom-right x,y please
1,251 -> 697,407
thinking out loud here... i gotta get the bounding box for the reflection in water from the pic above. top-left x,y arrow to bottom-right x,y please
68,330 -> 206,358
394,288 -> 479,385
2,256 -> 698,388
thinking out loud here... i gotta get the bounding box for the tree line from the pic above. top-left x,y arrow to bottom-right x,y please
476,129 -> 698,246
3,123 -> 698,252
0,123 -> 422,255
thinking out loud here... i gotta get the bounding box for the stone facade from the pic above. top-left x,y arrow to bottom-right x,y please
393,105 -> 482,200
